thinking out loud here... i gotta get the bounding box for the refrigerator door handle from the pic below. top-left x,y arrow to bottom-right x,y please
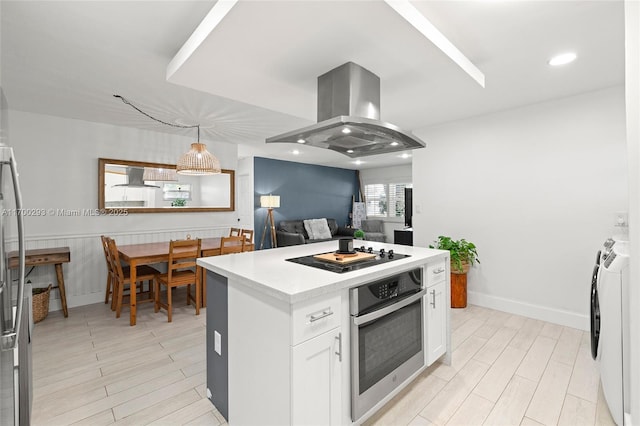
0,154 -> 25,352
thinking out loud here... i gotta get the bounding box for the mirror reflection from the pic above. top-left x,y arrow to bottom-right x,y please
98,158 -> 234,213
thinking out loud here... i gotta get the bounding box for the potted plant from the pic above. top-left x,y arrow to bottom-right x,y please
429,235 -> 480,308
430,235 -> 480,273
353,229 -> 365,240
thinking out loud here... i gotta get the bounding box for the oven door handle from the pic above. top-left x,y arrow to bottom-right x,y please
353,289 -> 426,326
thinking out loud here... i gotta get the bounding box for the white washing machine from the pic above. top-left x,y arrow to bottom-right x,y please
591,238 -> 616,360
597,239 -> 630,425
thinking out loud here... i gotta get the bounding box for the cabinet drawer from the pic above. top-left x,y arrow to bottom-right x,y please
292,293 -> 342,345
426,260 -> 447,287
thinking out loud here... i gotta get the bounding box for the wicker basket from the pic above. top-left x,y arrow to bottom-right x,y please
32,284 -> 52,323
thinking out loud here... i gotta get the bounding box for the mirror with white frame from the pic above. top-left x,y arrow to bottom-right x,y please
98,158 -> 235,213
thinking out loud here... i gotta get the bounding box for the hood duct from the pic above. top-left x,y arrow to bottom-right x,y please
266,62 -> 426,158
113,167 -> 160,189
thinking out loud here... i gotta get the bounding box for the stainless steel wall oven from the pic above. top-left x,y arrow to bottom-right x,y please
350,268 -> 425,421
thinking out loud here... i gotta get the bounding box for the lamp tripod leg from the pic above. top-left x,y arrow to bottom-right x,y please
259,210 -> 270,250
268,209 -> 277,248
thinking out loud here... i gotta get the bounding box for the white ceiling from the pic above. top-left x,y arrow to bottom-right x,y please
1,0 -> 625,170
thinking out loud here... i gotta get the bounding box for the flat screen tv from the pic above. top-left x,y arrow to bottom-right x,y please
404,187 -> 413,227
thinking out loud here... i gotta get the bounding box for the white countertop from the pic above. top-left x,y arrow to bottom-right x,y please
198,240 -> 448,304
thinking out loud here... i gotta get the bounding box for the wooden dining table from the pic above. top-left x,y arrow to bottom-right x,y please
117,237 -> 241,326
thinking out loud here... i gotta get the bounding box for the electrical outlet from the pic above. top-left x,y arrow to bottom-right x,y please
615,211 -> 628,227
214,330 -> 222,355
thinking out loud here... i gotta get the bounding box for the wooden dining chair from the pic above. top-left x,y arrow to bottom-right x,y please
229,227 -> 241,237
240,229 -> 255,252
220,235 -> 245,255
154,238 -> 202,322
101,235 -> 115,304
106,238 -> 159,318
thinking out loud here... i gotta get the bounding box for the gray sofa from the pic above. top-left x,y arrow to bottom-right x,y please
360,219 -> 386,242
277,218 -> 355,247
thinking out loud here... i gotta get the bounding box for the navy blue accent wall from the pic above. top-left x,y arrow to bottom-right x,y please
254,157 -> 359,249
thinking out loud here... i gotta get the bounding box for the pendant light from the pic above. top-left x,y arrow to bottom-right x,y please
142,167 -> 178,182
176,125 -> 221,175
114,95 -> 221,176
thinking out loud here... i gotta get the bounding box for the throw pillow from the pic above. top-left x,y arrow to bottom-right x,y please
303,218 -> 332,240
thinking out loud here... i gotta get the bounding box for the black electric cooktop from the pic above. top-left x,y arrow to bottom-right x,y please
286,246 -> 410,274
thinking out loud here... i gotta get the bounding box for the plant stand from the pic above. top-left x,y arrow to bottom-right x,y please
450,272 -> 467,308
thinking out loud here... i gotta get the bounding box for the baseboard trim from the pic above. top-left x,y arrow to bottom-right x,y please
48,292 -> 104,312
467,291 -> 589,331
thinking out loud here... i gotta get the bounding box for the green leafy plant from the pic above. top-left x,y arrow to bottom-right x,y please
429,235 -> 480,273
171,199 -> 187,207
353,229 -> 365,239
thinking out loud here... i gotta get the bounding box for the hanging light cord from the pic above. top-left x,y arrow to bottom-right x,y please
113,94 -> 200,141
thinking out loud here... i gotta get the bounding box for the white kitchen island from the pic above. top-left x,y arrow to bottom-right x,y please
197,240 -> 451,426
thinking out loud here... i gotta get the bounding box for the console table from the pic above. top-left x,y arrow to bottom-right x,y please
8,247 -> 71,317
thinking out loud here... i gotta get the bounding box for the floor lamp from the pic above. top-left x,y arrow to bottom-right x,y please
259,194 -> 280,249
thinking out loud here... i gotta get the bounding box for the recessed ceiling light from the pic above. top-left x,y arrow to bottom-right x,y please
297,138 -> 306,144
342,128 -> 351,134
390,141 -> 399,147
347,149 -> 354,154
548,52 -> 577,66
399,153 -> 411,159
292,150 -> 300,155
354,160 -> 364,165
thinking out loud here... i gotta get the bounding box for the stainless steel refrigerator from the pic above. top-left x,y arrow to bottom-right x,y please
0,87 -> 30,424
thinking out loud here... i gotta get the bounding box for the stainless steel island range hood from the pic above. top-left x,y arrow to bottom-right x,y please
266,62 -> 426,158
113,167 -> 160,188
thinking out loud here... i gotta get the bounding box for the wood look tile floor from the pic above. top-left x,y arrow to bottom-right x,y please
32,297 -> 616,425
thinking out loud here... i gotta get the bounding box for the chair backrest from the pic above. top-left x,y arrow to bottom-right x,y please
240,229 -> 254,252
167,239 -> 202,281
229,227 -> 241,237
106,237 -> 125,282
240,229 -> 254,244
220,236 -> 245,255
101,235 -> 112,271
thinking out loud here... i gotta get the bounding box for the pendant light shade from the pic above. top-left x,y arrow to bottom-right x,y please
176,142 -> 221,176
143,167 -> 178,181
113,95 -> 222,176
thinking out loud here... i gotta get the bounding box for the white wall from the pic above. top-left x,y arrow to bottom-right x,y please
412,87 -> 627,329
11,110 -> 238,235
8,110 -> 239,309
237,156 -> 255,230
624,0 -> 639,422
359,164 -> 412,241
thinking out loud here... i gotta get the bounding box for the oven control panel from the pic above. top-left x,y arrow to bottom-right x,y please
369,279 -> 399,299
350,268 -> 423,315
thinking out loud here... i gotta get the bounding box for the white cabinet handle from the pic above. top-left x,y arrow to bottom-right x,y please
335,332 -> 342,362
430,289 -> 436,308
433,267 -> 445,274
309,309 -> 333,322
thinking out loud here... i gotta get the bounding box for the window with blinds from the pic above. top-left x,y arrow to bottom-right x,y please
162,183 -> 192,201
365,184 -> 387,216
364,183 -> 412,218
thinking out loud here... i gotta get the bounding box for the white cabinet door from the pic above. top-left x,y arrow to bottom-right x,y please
426,280 -> 447,365
292,327 -> 343,426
